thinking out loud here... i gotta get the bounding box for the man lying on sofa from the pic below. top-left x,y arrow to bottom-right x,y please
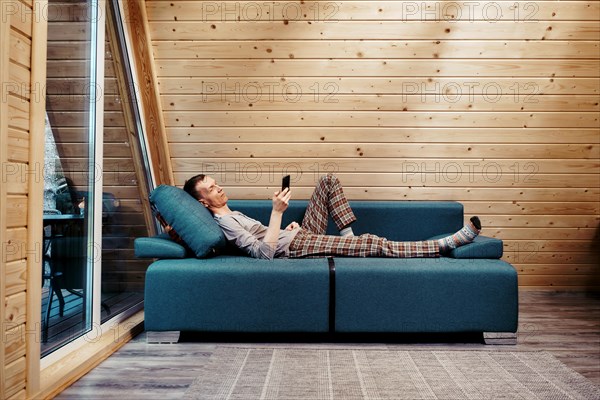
183,174 -> 482,260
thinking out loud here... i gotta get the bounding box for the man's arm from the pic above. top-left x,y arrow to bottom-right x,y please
262,188 -> 291,253
217,215 -> 276,259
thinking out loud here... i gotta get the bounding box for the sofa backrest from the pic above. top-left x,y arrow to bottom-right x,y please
228,200 -> 464,241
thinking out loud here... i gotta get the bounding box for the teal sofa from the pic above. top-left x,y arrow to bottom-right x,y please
136,197 -> 518,344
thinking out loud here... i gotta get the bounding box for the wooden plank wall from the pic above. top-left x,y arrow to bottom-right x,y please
146,0 -> 600,290
2,0 -> 31,397
45,0 -> 149,293
1,0 -> 44,398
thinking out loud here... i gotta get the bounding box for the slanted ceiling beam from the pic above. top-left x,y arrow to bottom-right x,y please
120,0 -> 174,186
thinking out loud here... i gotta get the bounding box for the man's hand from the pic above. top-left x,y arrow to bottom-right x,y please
272,187 -> 291,214
285,221 -> 300,231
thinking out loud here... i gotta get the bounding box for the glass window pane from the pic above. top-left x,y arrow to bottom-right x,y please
100,1 -> 152,323
42,0 -> 97,357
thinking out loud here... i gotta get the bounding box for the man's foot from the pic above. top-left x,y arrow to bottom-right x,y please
438,217 -> 481,253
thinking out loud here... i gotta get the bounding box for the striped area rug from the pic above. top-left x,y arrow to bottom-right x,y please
184,347 -> 599,399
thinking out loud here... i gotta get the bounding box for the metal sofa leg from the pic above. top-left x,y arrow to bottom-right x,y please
484,332 -> 517,345
146,331 -> 180,344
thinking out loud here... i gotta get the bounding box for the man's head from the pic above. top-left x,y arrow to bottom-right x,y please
183,174 -> 228,212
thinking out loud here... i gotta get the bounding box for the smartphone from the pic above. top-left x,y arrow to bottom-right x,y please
281,175 -> 291,192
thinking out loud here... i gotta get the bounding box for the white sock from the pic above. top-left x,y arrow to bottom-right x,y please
340,227 -> 354,237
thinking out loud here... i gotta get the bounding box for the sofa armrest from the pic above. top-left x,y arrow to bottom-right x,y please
427,235 -> 504,259
134,234 -> 188,259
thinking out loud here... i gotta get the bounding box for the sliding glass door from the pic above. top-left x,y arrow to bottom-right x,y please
42,0 -> 154,360
42,0 -> 104,358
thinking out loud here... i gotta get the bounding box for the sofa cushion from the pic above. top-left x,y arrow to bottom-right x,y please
230,200 -> 464,241
134,233 -> 188,259
428,235 -> 504,259
144,256 -> 331,332
149,185 -> 226,258
450,235 -> 503,259
334,257 -> 518,333
339,201 -> 464,240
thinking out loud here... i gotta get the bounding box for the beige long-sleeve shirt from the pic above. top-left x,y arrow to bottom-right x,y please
214,211 -> 301,259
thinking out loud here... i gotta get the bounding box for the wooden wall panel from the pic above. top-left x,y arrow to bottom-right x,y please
122,0 -> 173,186
0,6 -> 9,397
154,40 -> 600,59
147,0 -> 600,290
1,3 -> 47,396
149,21 -> 600,40
147,1 -> 600,22
159,77 -> 600,95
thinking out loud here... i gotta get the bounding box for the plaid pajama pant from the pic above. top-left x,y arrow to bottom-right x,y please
288,174 -> 440,258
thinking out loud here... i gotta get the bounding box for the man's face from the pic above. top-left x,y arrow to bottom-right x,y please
196,176 -> 228,209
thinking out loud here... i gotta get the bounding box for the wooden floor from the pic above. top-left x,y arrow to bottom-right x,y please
41,290 -> 144,357
55,291 -> 600,399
